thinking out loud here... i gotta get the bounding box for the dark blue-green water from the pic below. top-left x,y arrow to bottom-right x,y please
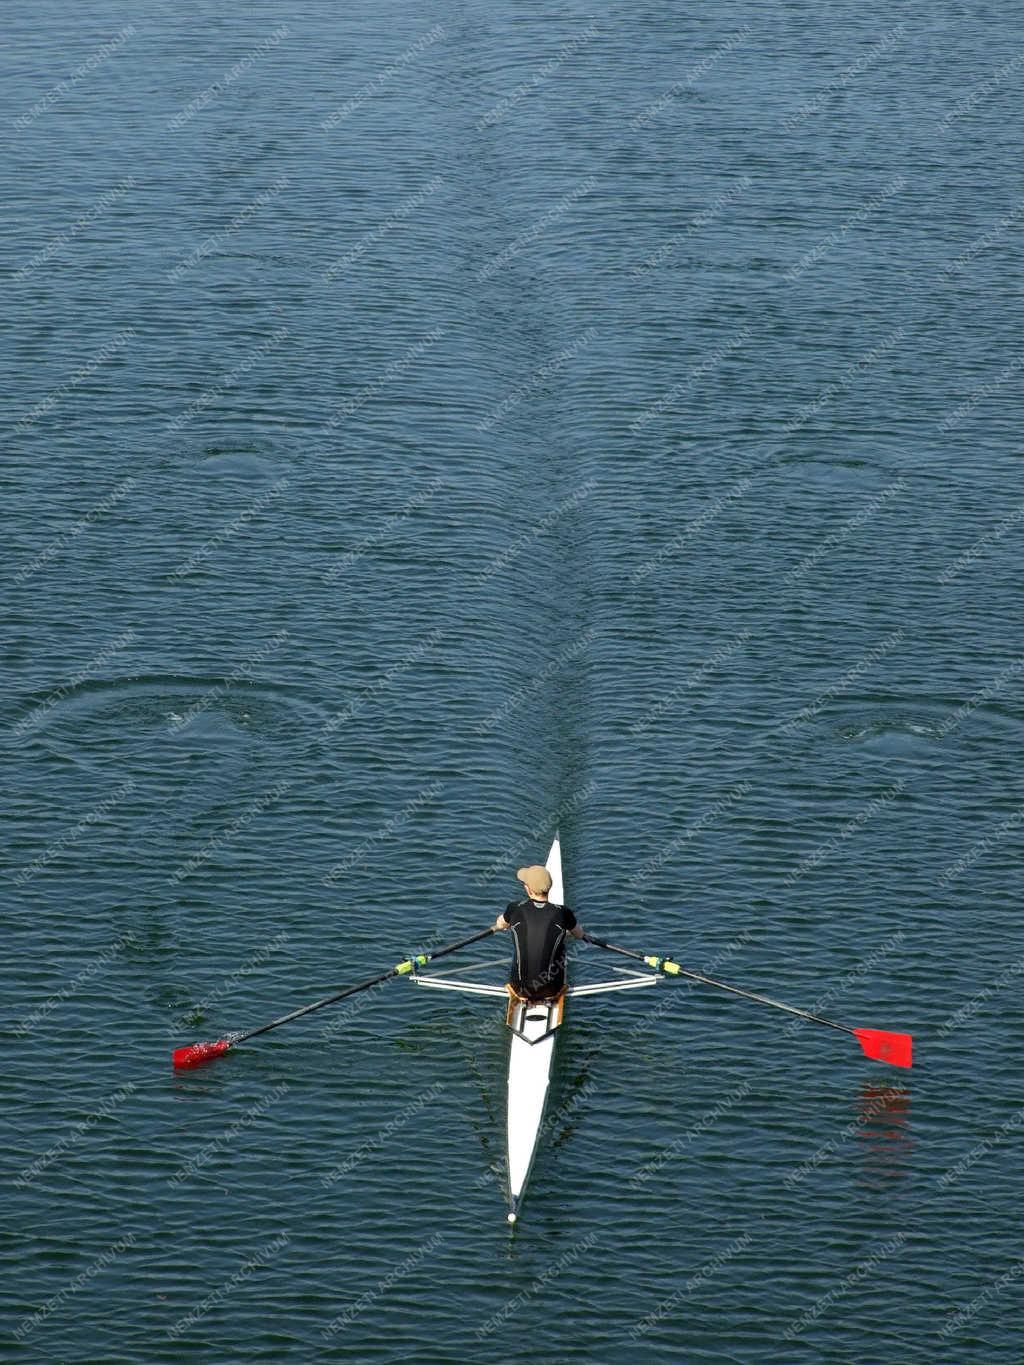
5,1 -> 1024,1360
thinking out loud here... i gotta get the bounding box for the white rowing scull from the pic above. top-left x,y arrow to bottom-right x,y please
409,834 -> 660,1223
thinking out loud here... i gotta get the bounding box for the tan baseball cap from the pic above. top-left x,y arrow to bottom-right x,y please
517,864 -> 552,895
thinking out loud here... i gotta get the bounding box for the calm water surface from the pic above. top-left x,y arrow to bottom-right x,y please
4,1 -> 1024,1360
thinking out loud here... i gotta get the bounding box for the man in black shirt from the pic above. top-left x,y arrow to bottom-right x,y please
493,862 -> 584,1000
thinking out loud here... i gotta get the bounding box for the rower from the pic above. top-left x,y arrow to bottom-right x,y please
493,862 -> 584,1001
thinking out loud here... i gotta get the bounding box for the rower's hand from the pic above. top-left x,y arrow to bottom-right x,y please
493,915 -> 508,931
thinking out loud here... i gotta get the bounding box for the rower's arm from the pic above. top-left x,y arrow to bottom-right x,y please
570,923 -> 584,939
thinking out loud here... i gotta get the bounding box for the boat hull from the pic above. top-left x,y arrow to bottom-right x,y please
505,835 -> 564,1223
405,833 -> 662,1221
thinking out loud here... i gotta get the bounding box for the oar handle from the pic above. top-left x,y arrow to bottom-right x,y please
422,926 -> 498,963
582,933 -> 643,960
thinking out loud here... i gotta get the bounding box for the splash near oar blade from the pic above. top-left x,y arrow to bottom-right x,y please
173,1039 -> 233,1068
854,1028 -> 913,1069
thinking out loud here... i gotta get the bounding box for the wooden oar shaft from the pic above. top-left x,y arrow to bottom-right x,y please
583,933 -> 852,1035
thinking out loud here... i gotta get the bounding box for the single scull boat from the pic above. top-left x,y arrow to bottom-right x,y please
408,835 -> 659,1223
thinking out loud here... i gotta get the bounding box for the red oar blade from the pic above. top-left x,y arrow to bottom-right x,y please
172,1038 -> 232,1069
854,1028 -> 913,1069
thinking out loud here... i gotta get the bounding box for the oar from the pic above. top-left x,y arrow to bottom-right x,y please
583,933 -> 912,1068
172,927 -> 497,1068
